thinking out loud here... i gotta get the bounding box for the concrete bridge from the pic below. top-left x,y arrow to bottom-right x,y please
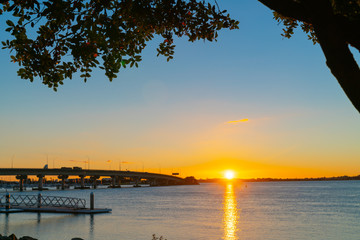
0,168 -> 198,191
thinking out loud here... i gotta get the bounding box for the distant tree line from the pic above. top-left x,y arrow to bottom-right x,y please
198,175 -> 360,183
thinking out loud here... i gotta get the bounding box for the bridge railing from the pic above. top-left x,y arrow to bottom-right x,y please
0,194 -> 86,209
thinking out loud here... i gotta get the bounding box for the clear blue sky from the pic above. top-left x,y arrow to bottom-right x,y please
0,0 -> 359,178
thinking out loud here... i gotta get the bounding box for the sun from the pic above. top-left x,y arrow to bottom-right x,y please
224,170 -> 235,180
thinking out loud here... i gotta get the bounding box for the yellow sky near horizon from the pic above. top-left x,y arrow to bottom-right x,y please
1,113 -> 359,180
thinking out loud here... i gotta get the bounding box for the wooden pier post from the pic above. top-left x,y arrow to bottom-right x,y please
5,192 -> 10,209
90,192 -> 94,210
37,193 -> 42,208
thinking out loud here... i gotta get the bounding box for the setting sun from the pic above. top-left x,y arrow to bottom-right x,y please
225,170 -> 235,180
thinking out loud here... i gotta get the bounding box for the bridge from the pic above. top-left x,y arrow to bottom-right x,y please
0,168 -> 198,191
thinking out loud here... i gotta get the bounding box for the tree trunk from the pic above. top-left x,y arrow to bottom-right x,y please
314,27 -> 360,113
310,1 -> 360,114
257,0 -> 360,113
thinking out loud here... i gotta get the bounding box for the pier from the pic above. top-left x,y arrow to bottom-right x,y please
0,192 -> 111,214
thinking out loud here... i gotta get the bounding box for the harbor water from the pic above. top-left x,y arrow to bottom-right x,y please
1,181 -> 360,240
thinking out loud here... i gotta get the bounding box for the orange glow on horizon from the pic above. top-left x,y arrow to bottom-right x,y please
180,157 -> 349,180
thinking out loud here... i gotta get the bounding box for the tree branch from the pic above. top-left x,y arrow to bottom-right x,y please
310,0 -> 360,113
257,0 -> 310,22
336,16 -> 360,52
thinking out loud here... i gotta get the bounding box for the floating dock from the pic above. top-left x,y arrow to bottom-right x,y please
0,208 -> 24,213
0,207 -> 111,214
0,192 -> 111,214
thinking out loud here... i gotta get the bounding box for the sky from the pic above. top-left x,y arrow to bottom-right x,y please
0,0 -> 359,179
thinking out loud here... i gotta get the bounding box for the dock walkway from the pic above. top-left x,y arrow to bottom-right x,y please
0,193 -> 111,214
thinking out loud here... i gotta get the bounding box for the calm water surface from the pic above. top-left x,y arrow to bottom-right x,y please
1,181 -> 360,240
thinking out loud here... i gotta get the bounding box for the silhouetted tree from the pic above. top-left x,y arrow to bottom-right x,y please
258,0 -> 360,113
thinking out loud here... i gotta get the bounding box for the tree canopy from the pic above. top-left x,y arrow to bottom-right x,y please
0,0 -> 238,89
1,0 -> 360,113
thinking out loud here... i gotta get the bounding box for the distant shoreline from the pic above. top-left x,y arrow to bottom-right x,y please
198,175 -> 360,183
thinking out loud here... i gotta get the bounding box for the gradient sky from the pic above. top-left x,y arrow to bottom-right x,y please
0,0 -> 359,179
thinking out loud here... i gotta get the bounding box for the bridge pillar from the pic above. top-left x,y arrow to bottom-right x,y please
111,176 -> 117,188
79,175 -> 85,189
133,177 -> 140,187
37,174 -> 44,191
58,175 -> 68,190
150,179 -> 157,187
90,176 -> 99,189
16,175 -> 27,191
19,177 -> 24,191
109,176 -> 121,188
117,176 -> 122,187
111,176 -> 116,187
158,179 -> 169,186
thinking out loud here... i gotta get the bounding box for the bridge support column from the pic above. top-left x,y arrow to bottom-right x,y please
19,177 -> 24,191
109,176 -> 121,188
133,177 -> 140,187
150,179 -> 157,187
90,176 -> 99,189
158,179 -> 169,186
79,175 -> 85,189
58,175 -> 68,190
61,177 -> 65,190
16,175 -> 27,191
111,176 -> 116,187
117,176 -> 121,187
37,174 -> 44,191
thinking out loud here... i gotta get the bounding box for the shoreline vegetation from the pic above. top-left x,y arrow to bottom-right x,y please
0,235 -> 84,240
199,175 -> 360,183
0,234 -> 37,240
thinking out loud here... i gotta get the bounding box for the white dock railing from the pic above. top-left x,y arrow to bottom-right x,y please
0,193 -> 86,209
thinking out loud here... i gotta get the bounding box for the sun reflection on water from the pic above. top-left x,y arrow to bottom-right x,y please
223,183 -> 239,240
